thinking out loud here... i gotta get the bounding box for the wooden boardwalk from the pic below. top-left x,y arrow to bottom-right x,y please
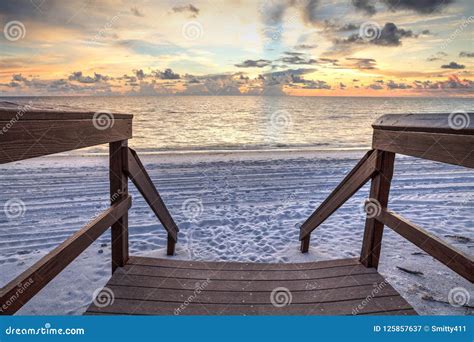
85,257 -> 416,315
1,108 -> 471,316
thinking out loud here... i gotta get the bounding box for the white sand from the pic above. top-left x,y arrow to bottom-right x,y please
0,150 -> 472,315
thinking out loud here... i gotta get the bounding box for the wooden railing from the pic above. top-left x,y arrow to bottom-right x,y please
300,113 -> 474,283
0,108 -> 179,314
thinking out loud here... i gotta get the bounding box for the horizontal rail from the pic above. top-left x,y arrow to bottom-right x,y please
0,108 -> 132,164
124,148 -> 179,255
0,196 -> 132,315
376,209 -> 473,282
299,150 -> 379,247
372,129 -> 474,168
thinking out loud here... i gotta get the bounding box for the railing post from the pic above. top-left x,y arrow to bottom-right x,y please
360,150 -> 395,269
110,140 -> 129,272
300,235 -> 310,253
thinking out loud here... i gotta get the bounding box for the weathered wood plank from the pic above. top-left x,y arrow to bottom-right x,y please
372,129 -> 474,168
373,113 -> 474,135
0,108 -> 132,121
300,150 -> 379,248
106,272 -> 385,292
360,151 -> 395,268
106,283 -> 399,305
0,196 -> 132,315
0,116 -> 132,164
110,141 -> 129,272
376,209 -> 474,282
86,295 -> 412,315
125,148 -> 179,246
117,263 -> 375,281
127,256 -> 360,271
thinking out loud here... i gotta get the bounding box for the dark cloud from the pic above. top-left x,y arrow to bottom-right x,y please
135,69 -> 145,80
368,83 -> 383,90
294,44 -> 317,50
352,0 -> 376,16
235,59 -> 272,68
154,68 -> 180,79
427,51 -> 448,62
386,80 -> 412,89
335,23 -> 414,47
172,4 -> 200,18
130,7 -> 144,17
345,58 -> 377,70
68,71 -> 110,83
441,61 -> 465,69
383,0 -> 454,14
280,53 -> 317,65
460,52 -> 474,58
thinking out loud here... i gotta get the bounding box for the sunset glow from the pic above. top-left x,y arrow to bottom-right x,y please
1,0 -> 473,97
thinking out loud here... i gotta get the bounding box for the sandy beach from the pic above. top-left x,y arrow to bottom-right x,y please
0,150 -> 472,315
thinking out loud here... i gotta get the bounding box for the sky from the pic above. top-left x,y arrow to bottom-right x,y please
0,0 -> 473,97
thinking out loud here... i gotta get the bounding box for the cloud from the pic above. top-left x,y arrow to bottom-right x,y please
460,52 -> 474,58
172,4 -> 200,18
130,7 -> 144,17
367,83 -> 383,90
334,23 -> 414,48
235,59 -> 272,68
427,51 -> 448,61
154,68 -> 180,79
352,0 -> 376,16
386,80 -> 412,89
294,44 -> 317,50
68,71 -> 110,83
441,61 -> 465,69
383,0 -> 454,14
345,57 -> 377,70
280,52 -> 317,65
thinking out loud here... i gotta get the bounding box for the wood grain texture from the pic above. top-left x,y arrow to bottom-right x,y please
376,209 -> 474,282
360,151 -> 395,268
300,150 -> 378,245
372,129 -> 474,168
85,257 -> 415,315
372,113 -> 474,135
125,148 -> 179,245
0,196 -> 132,315
0,116 -> 132,164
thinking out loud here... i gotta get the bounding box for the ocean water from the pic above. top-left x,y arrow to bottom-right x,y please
2,96 -> 473,153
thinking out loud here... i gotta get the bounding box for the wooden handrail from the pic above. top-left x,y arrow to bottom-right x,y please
299,149 -> 379,252
375,209 -> 473,282
300,113 -> 473,283
0,196 -> 132,315
124,147 -> 179,255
